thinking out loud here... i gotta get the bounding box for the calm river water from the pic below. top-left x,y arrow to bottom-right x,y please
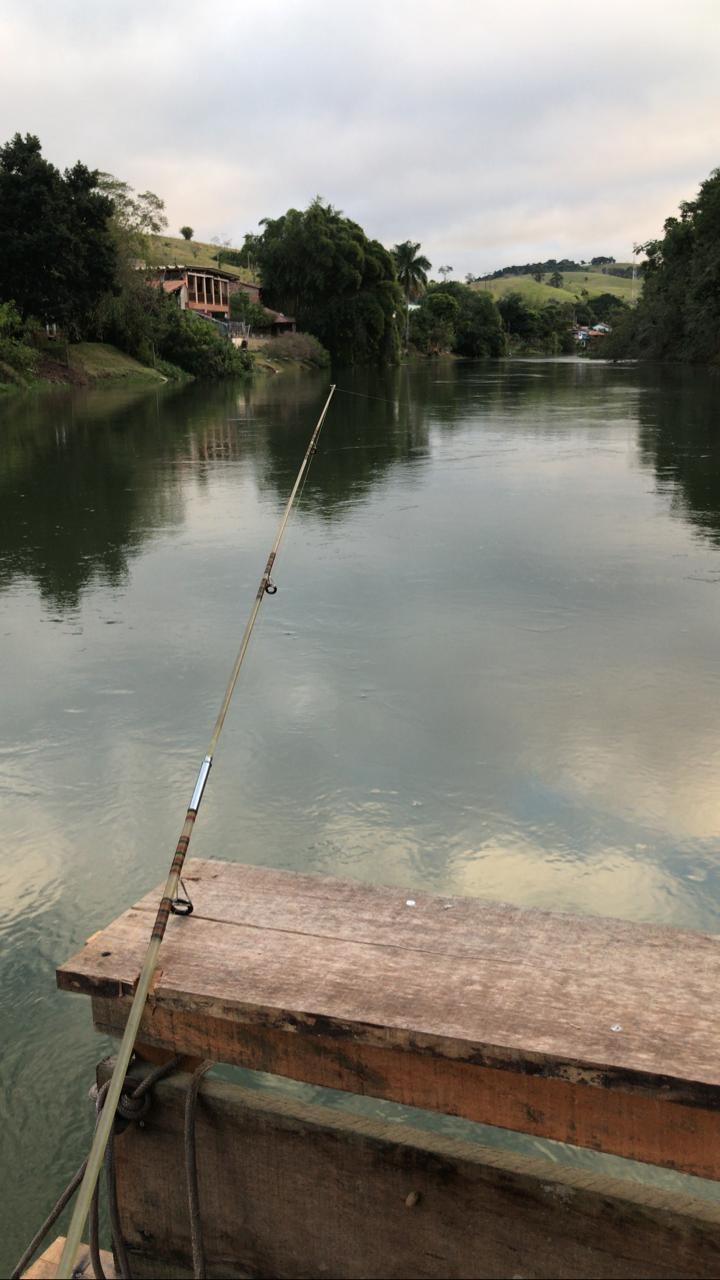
3,357 -> 720,1266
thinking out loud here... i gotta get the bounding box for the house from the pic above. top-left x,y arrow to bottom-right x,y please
146,265 -> 260,321
145,265 -> 296,334
574,323 -> 611,345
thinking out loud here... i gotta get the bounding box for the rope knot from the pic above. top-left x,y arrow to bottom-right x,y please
117,1089 -> 152,1124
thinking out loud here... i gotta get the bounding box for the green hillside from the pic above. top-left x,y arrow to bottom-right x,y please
144,233 -> 257,283
470,268 -> 641,306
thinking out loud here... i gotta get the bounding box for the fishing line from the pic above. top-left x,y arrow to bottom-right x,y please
57,383 -> 336,1278
334,387 -> 407,407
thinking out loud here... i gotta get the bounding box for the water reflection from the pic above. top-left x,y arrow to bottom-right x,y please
0,387 -> 186,607
4,358 -> 720,1271
0,372 -> 435,606
636,365 -> 720,548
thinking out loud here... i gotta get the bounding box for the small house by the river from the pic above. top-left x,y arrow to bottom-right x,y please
147,266 -> 296,334
148,264 -> 247,320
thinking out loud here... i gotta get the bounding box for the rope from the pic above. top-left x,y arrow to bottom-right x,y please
10,1162 -> 89,1280
105,1123 -> 130,1280
11,1059 -> 180,1280
184,1062 -> 214,1279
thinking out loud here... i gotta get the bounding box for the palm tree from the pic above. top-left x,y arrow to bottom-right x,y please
392,241 -> 431,347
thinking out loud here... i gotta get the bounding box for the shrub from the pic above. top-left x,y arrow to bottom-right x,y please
96,281 -> 252,378
262,331 -> 330,366
0,300 -> 38,382
230,290 -> 272,331
162,310 -> 252,377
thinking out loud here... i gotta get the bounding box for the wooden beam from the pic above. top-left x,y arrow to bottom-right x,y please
100,1061 -> 720,1280
59,860 -> 720,1177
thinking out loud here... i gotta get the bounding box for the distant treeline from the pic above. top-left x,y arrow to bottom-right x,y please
478,257 -> 636,281
599,166 -> 720,364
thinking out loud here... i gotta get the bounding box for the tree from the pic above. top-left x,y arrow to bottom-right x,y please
392,240 -> 431,347
230,289 -> 272,332
411,282 -> 504,357
548,271 -> 564,288
410,290 -> 458,354
180,226 -> 193,241
589,293 -> 629,324
532,270 -> 545,282
591,255 -> 615,266
498,292 -> 541,343
212,235 -> 231,269
438,265 -> 453,283
497,290 -> 576,353
96,174 -> 168,237
257,199 -> 402,363
0,133 -> 116,335
603,167 -> 720,362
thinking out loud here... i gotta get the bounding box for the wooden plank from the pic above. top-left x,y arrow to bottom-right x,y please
58,859 -> 720,1175
60,859 -> 720,1088
100,1060 -> 720,1280
22,1237 -> 114,1279
92,994 -> 720,1180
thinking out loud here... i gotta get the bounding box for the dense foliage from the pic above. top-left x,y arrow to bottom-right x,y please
96,275 -> 251,377
255,199 -> 402,364
0,300 -> 38,383
498,290 -> 629,355
0,133 -> 116,337
410,282 -> 504,357
601,167 -> 720,363
0,135 -> 252,380
261,331 -> 330,367
498,293 -> 573,353
229,289 -> 272,331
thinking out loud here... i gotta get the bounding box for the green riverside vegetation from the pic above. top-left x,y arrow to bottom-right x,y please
0,134 -> 251,388
599,166 -> 720,363
255,198 -> 402,365
9,130 -> 706,382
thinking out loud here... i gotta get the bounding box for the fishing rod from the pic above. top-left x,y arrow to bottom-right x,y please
58,383 -> 336,1278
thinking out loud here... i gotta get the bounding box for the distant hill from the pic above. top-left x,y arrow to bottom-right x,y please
469,268 -> 641,306
144,233 -> 257,283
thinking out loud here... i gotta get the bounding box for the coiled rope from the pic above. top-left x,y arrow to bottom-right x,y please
11,1057 -> 185,1280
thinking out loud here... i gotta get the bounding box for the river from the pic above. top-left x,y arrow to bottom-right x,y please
3,357 -> 720,1268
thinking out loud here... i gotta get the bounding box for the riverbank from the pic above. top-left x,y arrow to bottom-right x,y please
0,337 -> 329,392
0,341 -> 173,392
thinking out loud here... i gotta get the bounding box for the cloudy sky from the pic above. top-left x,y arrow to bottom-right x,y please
3,0 -> 719,275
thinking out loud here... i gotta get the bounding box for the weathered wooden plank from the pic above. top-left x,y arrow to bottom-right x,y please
22,1237 -> 114,1278
59,859 -> 720,1090
92,994 -> 720,1180
59,859 -> 720,1175
100,1060 -> 720,1280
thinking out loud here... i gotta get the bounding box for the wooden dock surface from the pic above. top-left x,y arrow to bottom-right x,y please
59,858 -> 720,1176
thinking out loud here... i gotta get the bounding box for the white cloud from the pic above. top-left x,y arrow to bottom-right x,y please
2,0 -> 719,272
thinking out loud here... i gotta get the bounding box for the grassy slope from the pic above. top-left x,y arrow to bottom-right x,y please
470,268 -> 641,306
1,343 -> 167,391
68,343 -> 166,384
144,233 -> 257,282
